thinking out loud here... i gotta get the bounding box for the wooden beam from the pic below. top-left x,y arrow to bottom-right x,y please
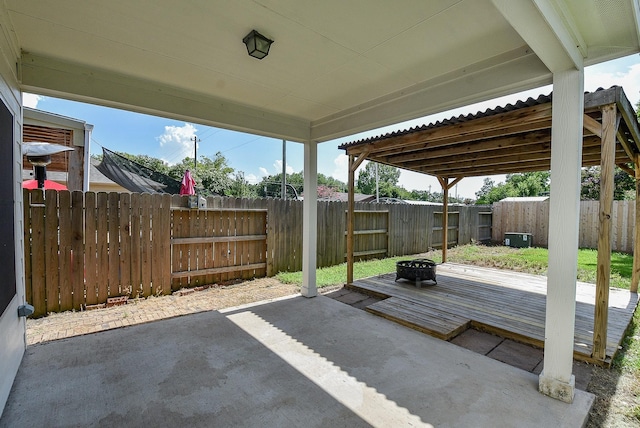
385,131 -> 552,165
347,155 -> 355,284
350,148 -> 370,172
593,103 -> 616,360
369,118 -> 554,159
618,163 -> 635,177
343,103 -> 553,156
632,154 -> 640,293
616,125 -> 635,162
583,114 -> 602,138
415,142 -> 606,174
438,177 -> 450,263
448,176 -> 464,189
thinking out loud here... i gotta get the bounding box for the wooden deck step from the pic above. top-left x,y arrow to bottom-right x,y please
366,297 -> 471,340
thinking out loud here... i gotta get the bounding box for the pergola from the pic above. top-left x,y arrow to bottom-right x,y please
340,85 -> 640,362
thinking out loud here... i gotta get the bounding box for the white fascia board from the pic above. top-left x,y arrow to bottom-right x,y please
492,0 -> 583,72
24,107 -> 86,130
20,53 -> 311,143
311,47 -> 551,142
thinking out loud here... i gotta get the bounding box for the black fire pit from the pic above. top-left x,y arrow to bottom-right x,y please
395,259 -> 437,287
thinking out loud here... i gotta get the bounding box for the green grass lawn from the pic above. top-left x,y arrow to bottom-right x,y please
276,244 -> 634,290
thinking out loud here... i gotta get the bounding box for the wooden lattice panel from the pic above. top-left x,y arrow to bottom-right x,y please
23,124 -> 73,172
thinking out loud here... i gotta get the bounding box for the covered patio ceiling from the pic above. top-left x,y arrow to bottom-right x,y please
6,0 -> 640,143
338,86 -> 640,179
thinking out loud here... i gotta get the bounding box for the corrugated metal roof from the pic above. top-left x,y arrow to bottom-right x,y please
338,87 -> 623,151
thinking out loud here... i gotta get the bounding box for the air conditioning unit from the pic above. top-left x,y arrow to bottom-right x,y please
504,232 -> 532,248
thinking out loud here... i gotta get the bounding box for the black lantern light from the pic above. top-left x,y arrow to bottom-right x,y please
243,30 -> 274,60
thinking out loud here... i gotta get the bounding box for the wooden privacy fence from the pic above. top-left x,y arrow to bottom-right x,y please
23,190 -> 172,317
170,206 -> 267,290
23,190 -> 491,316
492,200 -> 636,252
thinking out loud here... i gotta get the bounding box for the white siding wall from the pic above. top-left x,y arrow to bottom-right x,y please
0,13 -> 25,417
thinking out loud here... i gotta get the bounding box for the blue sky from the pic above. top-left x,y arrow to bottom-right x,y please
24,54 -> 640,198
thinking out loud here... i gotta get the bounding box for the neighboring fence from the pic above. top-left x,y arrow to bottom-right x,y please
23,190 -> 490,316
492,200 -> 636,253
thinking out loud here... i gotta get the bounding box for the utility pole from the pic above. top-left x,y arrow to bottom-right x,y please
375,162 -> 379,202
282,140 -> 287,200
192,136 -> 200,171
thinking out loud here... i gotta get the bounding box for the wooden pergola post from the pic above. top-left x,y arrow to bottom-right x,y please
437,176 -> 463,263
632,153 -> 640,293
346,151 -> 369,284
593,103 -> 617,360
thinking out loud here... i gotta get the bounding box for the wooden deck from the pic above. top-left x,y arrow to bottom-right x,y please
347,263 -> 639,365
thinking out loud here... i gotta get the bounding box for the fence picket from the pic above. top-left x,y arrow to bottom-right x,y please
85,192 -> 98,305
130,193 -> 142,298
58,191 -> 73,311
71,191 -> 85,310
140,193 -> 152,297
30,190 -> 46,316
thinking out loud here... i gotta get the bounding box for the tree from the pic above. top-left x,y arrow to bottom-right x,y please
581,165 -> 635,200
475,172 -> 550,204
122,153 -> 171,174
256,171 -> 346,199
92,151 -> 236,196
357,162 -> 400,196
257,172 -> 303,198
226,171 -> 258,198
167,152 -> 234,196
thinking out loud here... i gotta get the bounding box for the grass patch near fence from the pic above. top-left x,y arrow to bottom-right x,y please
276,256 -> 410,288
276,244 -> 634,290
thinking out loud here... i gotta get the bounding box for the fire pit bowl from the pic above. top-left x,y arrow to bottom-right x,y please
395,259 -> 437,287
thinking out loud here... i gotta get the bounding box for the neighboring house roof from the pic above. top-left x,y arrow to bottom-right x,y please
88,158 -> 129,192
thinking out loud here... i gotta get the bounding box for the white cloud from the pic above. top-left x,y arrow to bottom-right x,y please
156,123 -> 198,165
23,93 -> 44,108
331,154 -> 349,183
585,62 -> 640,106
258,160 -> 294,177
274,159 -> 294,175
245,173 -> 259,184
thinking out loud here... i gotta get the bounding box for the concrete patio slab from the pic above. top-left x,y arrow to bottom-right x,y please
1,295 -> 593,427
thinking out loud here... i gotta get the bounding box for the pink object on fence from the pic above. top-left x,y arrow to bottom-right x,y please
179,169 -> 196,195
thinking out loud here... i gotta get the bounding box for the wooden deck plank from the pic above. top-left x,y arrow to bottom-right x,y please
348,263 -> 638,365
366,297 -> 470,340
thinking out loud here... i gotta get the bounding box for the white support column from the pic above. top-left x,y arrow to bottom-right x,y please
539,68 -> 584,403
301,141 -> 318,298
83,123 -> 94,192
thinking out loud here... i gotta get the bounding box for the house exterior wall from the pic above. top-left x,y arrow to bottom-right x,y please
0,8 -> 25,417
23,108 -> 90,191
0,57 -> 24,421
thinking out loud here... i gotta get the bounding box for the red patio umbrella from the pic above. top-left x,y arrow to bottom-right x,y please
22,179 -> 68,191
179,169 -> 196,195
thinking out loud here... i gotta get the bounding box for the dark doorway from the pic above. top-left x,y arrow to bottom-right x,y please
0,98 -> 15,316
